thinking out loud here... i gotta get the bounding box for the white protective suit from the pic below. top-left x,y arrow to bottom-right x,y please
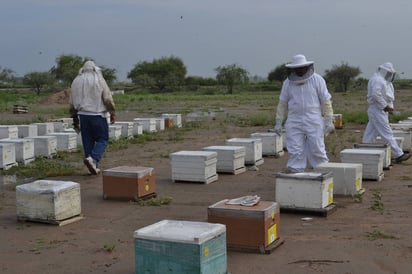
278,72 -> 332,172
362,64 -> 403,158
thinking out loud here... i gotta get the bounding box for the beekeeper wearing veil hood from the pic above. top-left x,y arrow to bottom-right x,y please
273,54 -> 335,173
362,62 -> 411,163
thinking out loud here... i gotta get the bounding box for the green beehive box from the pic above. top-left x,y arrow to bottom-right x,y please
134,220 -> 227,274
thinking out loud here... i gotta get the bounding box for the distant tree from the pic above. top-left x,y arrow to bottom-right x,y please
23,71 -> 55,94
99,66 -> 117,85
324,62 -> 361,92
127,55 -> 187,91
268,64 -> 288,82
215,64 -> 249,94
50,54 -> 85,86
0,67 -> 16,84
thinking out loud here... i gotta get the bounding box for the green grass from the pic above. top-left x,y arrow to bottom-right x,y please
365,229 -> 397,240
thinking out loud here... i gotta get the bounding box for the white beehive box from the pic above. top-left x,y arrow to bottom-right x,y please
17,124 -> 38,138
0,143 -> 17,170
50,121 -> 66,132
109,125 -> 122,140
225,138 -> 264,166
132,122 -> 143,136
133,118 -> 157,133
353,143 -> 391,169
47,132 -> 78,152
161,113 -> 182,128
154,118 -> 165,131
275,172 -> 333,209
340,149 -> 384,181
16,180 -> 81,223
202,145 -> 246,174
392,130 -> 411,152
0,125 -> 18,139
0,138 -> 35,164
315,162 -> 363,196
170,150 -> 218,184
32,122 -> 54,136
29,135 -> 57,158
134,220 -> 227,274
250,132 -> 284,157
115,121 -> 134,139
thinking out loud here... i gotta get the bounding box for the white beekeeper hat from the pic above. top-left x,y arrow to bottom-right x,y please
379,62 -> 396,73
285,54 -> 314,68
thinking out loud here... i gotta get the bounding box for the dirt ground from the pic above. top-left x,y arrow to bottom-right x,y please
1,96 -> 412,274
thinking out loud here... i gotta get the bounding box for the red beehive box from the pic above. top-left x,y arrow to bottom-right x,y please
208,199 -> 280,253
102,166 -> 156,201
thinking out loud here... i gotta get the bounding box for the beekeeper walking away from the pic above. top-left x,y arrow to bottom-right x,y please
69,60 -> 116,175
362,62 -> 410,163
273,54 -> 335,173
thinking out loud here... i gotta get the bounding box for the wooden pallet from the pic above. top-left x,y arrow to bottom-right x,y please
13,105 -> 28,114
228,237 -> 285,254
17,215 -> 84,226
280,203 -> 337,217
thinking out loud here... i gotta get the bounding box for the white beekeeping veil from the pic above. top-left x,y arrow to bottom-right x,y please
285,54 -> 315,84
378,62 -> 396,82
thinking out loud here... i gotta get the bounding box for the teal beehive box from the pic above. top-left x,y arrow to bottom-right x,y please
134,220 -> 227,274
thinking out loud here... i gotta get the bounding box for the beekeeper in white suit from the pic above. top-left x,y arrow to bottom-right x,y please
362,62 -> 410,163
273,54 -> 335,173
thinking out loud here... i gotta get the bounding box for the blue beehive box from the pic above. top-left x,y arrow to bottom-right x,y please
134,220 -> 227,274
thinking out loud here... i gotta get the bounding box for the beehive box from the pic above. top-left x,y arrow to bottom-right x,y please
114,121 -> 134,139
0,143 -> 17,170
32,122 -> 54,136
392,130 -> 411,152
225,138 -> 263,166
333,114 -> 343,129
340,149 -> 384,181
132,122 -> 143,136
50,122 -> 66,132
0,138 -> 35,164
109,125 -> 122,140
353,143 -> 391,169
0,125 -> 18,139
102,166 -> 156,200
47,118 -> 72,129
202,146 -> 246,174
133,118 -> 157,133
170,151 -> 218,184
161,113 -> 182,128
250,132 -> 283,157
154,118 -> 165,131
134,220 -> 227,274
29,135 -> 57,158
17,124 -> 38,138
47,132 -> 78,152
164,117 -> 174,128
16,180 -> 81,223
315,162 -> 363,196
275,172 -> 333,209
208,200 -> 280,252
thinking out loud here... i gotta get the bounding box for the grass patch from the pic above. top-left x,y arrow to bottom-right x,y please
135,196 -> 173,206
365,229 -> 397,240
370,189 -> 384,213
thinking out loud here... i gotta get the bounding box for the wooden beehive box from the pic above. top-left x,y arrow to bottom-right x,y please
0,143 -> 17,170
0,125 -> 18,139
133,118 -> 157,133
340,148 -> 384,181
114,121 -> 134,139
161,113 -> 182,128
353,143 -> 391,169
47,132 -> 78,152
225,138 -> 263,166
392,130 -> 411,152
154,118 -> 165,131
17,124 -> 38,138
275,172 -> 333,209
102,166 -> 156,200
0,138 -> 35,164
132,122 -> 143,136
250,132 -> 284,157
202,145 -> 246,174
134,220 -> 227,274
208,200 -> 280,252
170,150 -> 218,184
315,162 -> 363,196
16,180 -> 81,224
32,122 -> 54,136
333,114 -> 343,129
29,135 -> 57,158
109,125 -> 122,140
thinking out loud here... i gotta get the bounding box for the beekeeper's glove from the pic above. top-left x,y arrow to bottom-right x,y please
273,118 -> 283,136
324,116 -> 335,135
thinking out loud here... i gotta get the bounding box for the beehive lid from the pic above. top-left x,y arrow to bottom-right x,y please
170,150 -> 217,160
275,171 -> 332,180
103,166 -> 154,178
251,132 -> 279,137
203,145 -> 245,153
16,180 -> 79,194
353,143 -> 388,149
316,162 -> 362,169
341,148 -> 384,156
226,137 -> 261,144
134,220 -> 225,244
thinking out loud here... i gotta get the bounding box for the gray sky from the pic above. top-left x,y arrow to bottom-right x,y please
1,0 -> 412,81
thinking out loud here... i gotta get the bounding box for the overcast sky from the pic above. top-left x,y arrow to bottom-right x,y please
1,0 -> 412,81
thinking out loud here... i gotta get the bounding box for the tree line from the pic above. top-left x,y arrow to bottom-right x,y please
0,54 -> 367,94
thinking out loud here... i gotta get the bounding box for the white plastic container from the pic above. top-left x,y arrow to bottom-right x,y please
170,150 -> 218,184
202,145 -> 246,174
16,180 -> 81,222
275,172 -> 333,209
315,162 -> 363,195
225,138 -> 263,166
340,149 -> 384,181
250,132 -> 283,157
0,138 -> 35,164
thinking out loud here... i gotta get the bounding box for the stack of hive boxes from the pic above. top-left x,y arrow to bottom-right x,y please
202,145 -> 246,174
225,138 -> 263,166
340,148 -> 385,181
